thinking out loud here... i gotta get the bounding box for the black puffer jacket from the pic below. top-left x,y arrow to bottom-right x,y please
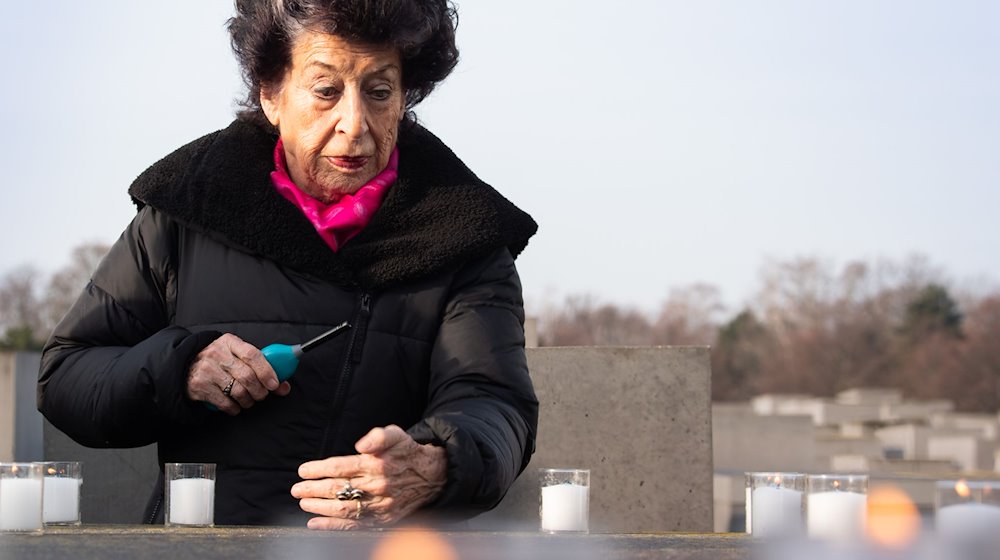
37,120 -> 539,525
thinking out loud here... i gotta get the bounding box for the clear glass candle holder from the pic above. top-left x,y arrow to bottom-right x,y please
936,480 -> 1000,545
42,461 -> 82,526
165,463 -> 215,527
747,472 -> 805,538
0,462 -> 44,533
806,474 -> 868,543
744,473 -> 752,534
539,468 -> 590,533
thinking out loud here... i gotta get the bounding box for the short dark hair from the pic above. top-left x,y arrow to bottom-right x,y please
228,0 -> 459,128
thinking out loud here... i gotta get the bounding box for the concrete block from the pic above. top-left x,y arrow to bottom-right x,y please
750,395 -> 882,427
869,475 -> 939,517
875,424 -> 929,460
750,394 -> 813,416
880,400 -> 952,423
837,388 -> 902,406
36,346 -> 713,530
813,402 -> 882,426
470,346 -> 714,533
712,473 -> 745,533
829,454 -> 871,472
0,354 -> 13,462
931,413 -> 999,441
43,420 -> 158,524
712,406 -> 816,472
815,435 -> 883,455
840,422 -> 873,438
815,436 -> 884,470
872,458 -> 955,475
828,454 -> 955,474
927,434 -> 996,472
0,352 -> 43,462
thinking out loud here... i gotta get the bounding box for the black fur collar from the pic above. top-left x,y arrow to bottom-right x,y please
129,120 -> 537,290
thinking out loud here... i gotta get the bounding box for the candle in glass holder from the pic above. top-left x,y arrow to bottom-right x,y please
539,468 -> 589,533
748,472 -> 805,538
43,461 -> 82,525
806,474 -> 868,543
165,463 -> 215,527
936,479 -> 1000,547
0,463 -> 44,532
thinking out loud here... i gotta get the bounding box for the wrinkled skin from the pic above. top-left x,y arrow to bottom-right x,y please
186,333 -> 290,415
292,425 -> 447,529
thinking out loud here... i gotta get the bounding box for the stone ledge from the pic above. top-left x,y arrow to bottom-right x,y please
0,526 -> 750,560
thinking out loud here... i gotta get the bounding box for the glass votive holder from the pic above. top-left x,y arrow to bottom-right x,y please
42,461 -> 82,526
806,474 -> 868,543
165,463 -> 215,527
539,468 -> 589,533
0,462 -> 44,533
747,472 -> 805,538
744,473 -> 752,534
935,480 -> 1000,545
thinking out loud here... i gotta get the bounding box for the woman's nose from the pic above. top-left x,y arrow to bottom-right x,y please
335,90 -> 369,138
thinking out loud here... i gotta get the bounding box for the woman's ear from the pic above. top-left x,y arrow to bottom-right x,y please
260,86 -> 281,128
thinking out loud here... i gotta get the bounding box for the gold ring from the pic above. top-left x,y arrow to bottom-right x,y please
355,500 -> 363,520
222,378 -> 236,396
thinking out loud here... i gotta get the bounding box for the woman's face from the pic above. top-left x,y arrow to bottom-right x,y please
261,31 -> 405,202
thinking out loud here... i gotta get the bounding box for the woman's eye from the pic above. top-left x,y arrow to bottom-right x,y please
314,87 -> 338,99
369,88 -> 392,101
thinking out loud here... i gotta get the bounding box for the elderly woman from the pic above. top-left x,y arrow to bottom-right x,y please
37,0 -> 537,529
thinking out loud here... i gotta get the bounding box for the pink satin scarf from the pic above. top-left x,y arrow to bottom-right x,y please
270,138 -> 397,252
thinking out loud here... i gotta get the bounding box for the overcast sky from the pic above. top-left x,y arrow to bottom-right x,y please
2,1 -> 997,312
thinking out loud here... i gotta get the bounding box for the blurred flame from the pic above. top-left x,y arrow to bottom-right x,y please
955,479 -> 971,498
370,529 -> 458,560
47,467 -> 57,475
866,485 -> 921,550
833,479 -> 840,490
11,465 -> 18,475
774,476 -> 782,486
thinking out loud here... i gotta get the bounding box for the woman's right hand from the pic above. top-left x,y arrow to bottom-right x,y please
186,333 -> 291,415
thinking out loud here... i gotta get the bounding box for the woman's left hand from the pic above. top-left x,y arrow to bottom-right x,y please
291,425 -> 447,530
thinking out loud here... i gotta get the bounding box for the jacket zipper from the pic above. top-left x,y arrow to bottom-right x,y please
320,292 -> 372,456
348,293 -> 372,365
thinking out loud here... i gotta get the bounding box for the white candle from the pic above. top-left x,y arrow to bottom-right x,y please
168,478 -> 214,526
807,491 -> 867,542
937,502 -> 1000,545
0,478 -> 44,531
541,482 -> 589,532
751,486 -> 803,538
43,476 -> 81,523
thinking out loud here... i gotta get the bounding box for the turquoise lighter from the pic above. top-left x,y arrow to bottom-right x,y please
206,321 -> 351,410
260,320 -> 352,382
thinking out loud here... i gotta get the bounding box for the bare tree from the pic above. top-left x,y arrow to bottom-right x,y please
652,283 -> 724,345
744,256 -> 955,398
0,242 -> 110,350
0,265 -> 46,349
43,242 -> 110,332
533,254 -> 1000,411
537,295 -> 655,346
958,296 -> 1000,411
712,309 -> 775,400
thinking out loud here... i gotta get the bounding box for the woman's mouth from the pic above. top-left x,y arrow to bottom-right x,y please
327,156 -> 369,170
